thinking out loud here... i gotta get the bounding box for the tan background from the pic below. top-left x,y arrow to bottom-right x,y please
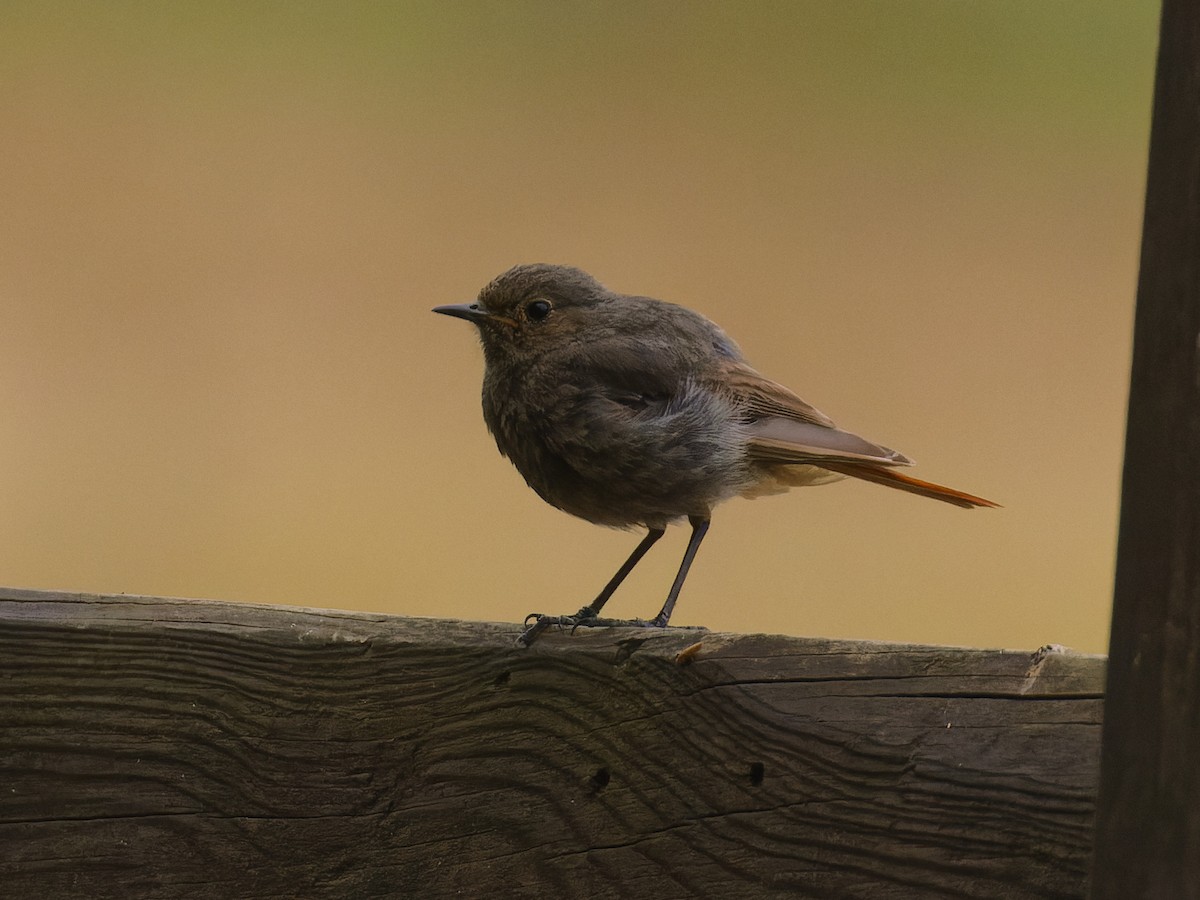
1,3 -> 1157,653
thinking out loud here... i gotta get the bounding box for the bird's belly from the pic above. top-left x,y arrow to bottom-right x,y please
488,398 -> 752,529
509,437 -> 745,528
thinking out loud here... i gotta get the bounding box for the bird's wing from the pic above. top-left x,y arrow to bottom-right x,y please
719,362 -> 837,427
578,343 -> 685,410
721,361 -> 913,467
747,422 -> 912,467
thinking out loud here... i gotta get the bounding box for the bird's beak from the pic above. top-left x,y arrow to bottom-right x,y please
432,303 -> 517,329
432,303 -> 491,323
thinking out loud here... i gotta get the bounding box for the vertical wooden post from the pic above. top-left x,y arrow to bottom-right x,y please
1091,0 -> 1200,896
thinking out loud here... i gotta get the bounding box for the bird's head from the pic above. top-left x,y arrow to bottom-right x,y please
433,264 -> 610,359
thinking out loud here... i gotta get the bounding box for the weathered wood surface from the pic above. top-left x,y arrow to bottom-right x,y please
0,588 -> 1103,899
1092,0 -> 1200,895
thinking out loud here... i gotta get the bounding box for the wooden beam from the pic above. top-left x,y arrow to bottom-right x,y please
2,588 -> 1101,898
1091,0 -> 1200,896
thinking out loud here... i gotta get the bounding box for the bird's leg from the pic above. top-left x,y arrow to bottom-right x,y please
648,516 -> 709,627
587,526 -> 666,615
518,527 -> 664,647
517,519 -> 711,647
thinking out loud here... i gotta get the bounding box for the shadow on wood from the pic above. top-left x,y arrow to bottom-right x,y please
1,588 -> 1102,898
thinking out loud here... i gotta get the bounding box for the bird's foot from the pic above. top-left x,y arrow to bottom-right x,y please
517,606 -> 600,647
517,607 -> 699,648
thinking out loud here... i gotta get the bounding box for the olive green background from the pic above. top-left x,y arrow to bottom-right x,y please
1,2 -> 1159,653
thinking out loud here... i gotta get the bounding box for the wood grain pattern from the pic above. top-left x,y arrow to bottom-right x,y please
0,588 -> 1103,898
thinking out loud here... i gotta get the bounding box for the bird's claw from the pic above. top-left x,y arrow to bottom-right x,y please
516,607 -> 703,648
516,606 -> 594,647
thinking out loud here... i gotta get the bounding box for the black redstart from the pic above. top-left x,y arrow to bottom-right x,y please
434,264 -> 997,646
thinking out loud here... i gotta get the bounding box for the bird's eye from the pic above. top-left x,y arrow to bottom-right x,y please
525,299 -> 552,322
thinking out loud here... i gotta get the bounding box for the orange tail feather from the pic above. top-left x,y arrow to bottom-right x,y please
819,461 -> 999,509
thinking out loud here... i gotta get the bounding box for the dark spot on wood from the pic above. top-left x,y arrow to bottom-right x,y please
589,767 -> 611,792
749,761 -> 765,786
613,637 -> 648,664
492,670 -> 511,687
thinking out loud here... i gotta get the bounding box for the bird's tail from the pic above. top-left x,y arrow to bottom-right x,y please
817,461 -> 999,509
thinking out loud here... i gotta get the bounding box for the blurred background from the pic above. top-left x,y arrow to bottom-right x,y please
1,2 -> 1158,653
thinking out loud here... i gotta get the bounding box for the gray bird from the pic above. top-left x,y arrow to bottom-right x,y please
434,264 -> 996,646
